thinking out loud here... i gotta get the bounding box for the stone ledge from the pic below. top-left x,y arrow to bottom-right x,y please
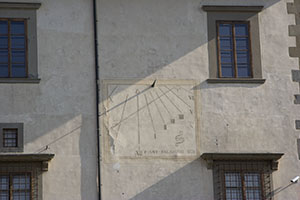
0,2 -> 41,9
206,78 -> 265,84
287,3 -> 300,14
292,70 -> 300,82
295,94 -> 300,104
0,153 -> 54,171
202,5 -> 264,12
289,25 -> 300,36
0,78 -> 40,84
289,47 -> 300,57
296,120 -> 300,130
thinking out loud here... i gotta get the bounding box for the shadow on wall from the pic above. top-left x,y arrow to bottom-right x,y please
129,158 -> 212,200
10,0 -> 281,199
97,0 -> 281,199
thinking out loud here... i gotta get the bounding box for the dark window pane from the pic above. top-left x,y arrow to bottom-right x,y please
236,51 -> 250,64
235,24 -> 248,36
221,51 -> 234,63
246,189 -> 261,200
11,21 -> 25,35
12,175 -> 30,190
0,192 -> 8,200
12,64 -> 26,77
11,36 -> 25,49
219,23 -> 232,36
0,50 -> 8,63
0,36 -> 8,49
220,37 -> 233,50
245,173 -> 260,187
12,50 -> 25,64
3,129 -> 18,147
221,64 -> 234,77
12,54 -> 25,64
0,176 -> 8,190
226,188 -> 243,200
237,65 -> 251,77
0,64 -> 8,77
225,173 -> 242,187
235,38 -> 249,50
0,21 -> 8,34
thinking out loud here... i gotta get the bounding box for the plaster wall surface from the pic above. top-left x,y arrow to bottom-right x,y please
0,0 -> 97,199
98,0 -> 300,199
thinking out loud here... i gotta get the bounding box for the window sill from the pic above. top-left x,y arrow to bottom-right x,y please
0,78 -> 40,84
206,78 -> 265,84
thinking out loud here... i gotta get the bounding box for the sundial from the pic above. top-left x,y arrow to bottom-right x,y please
101,79 -> 199,159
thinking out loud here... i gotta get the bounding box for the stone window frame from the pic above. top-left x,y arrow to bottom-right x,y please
0,2 -> 41,84
201,153 -> 283,200
203,6 -> 266,84
0,154 -> 54,200
0,123 -> 24,152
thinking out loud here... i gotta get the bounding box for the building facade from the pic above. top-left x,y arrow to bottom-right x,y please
0,0 -> 299,200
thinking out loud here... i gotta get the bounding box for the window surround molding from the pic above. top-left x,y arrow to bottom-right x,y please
0,153 -> 54,200
0,2 -> 41,84
201,153 -> 284,170
0,123 -> 24,152
203,5 -> 265,84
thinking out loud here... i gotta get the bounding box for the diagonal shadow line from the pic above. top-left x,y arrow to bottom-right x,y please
35,126 -> 82,153
267,183 -> 296,198
100,85 -> 152,117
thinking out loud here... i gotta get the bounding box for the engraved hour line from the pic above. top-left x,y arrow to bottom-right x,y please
110,87 -> 173,129
108,86 -> 118,102
158,87 -> 182,113
149,91 -> 166,125
100,85 -> 152,117
154,90 -> 172,118
144,94 -> 157,139
164,86 -> 191,109
116,94 -> 129,137
137,90 -> 141,148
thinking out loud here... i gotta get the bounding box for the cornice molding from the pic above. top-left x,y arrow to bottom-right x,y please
202,5 -> 264,12
0,153 -> 54,171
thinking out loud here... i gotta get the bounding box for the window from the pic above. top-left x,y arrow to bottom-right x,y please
3,128 -> 18,147
217,21 -> 251,78
0,173 -> 31,200
224,172 -> 263,200
0,19 -> 27,78
0,154 -> 54,200
203,6 -> 265,83
0,123 -> 23,152
201,153 -> 284,200
214,161 -> 272,200
0,2 -> 41,83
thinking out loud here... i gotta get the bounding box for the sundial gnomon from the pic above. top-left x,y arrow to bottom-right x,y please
101,80 -> 198,158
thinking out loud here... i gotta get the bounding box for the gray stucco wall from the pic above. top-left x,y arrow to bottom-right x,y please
98,0 -> 300,199
0,0 -> 299,199
0,0 -> 97,199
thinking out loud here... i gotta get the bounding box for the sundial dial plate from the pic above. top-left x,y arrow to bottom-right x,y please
101,79 -> 199,159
